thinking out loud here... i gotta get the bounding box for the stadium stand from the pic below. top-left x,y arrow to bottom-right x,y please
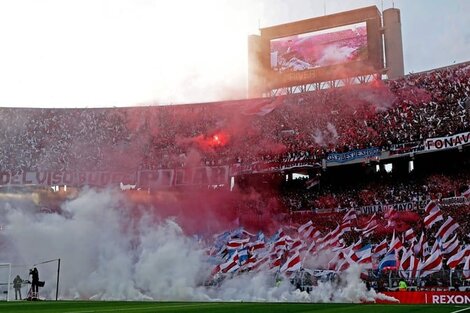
0,62 -> 469,293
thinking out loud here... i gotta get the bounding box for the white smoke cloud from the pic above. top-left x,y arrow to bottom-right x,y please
1,188 -> 393,303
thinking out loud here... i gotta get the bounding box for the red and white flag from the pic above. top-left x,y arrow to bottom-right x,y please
436,216 -> 459,241
302,226 -> 316,239
336,253 -> 355,272
424,201 -> 439,214
227,238 -> 250,249
447,247 -> 469,269
409,255 -> 421,279
220,251 -> 240,273
357,247 -> 373,269
424,208 -> 443,229
399,247 -> 413,278
419,249 -> 442,278
430,239 -> 442,255
340,220 -> 352,233
423,241 -> 431,258
413,233 -> 425,257
404,228 -> 416,242
373,239 -> 389,257
389,232 -> 404,253
248,240 -> 266,255
289,239 -> 304,252
280,251 -> 301,273
343,209 -> 357,222
309,229 -> 322,241
298,220 -> 313,235
463,255 -> 470,280
442,236 -> 459,257
363,224 -> 378,237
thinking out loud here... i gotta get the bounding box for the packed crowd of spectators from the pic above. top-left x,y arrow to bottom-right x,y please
0,63 -> 468,174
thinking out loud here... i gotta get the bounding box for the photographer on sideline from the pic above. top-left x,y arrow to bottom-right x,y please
30,267 -> 39,296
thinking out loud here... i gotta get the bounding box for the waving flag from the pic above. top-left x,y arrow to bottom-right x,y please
289,239 -> 304,252
442,236 -> 459,257
352,238 -> 363,251
280,251 -> 301,273
298,220 -> 313,234
219,250 -> 240,273
373,239 -> 389,257
298,221 -> 318,239
447,246 -> 469,269
363,224 -> 379,237
379,251 -> 397,271
248,240 -> 266,255
424,201 -> 439,214
413,233 -> 425,257
389,234 -> 403,253
340,220 -> 352,233
337,253 -> 356,272
419,249 -> 442,278
238,248 -> 249,265
464,256 -> 470,280
436,216 -> 459,241
424,208 -> 443,228
430,238 -> 442,255
399,248 -> 413,278
309,229 -> 322,241
343,209 -> 357,222
351,243 -> 369,261
409,255 -> 421,279
227,238 -> 250,250
404,228 -> 416,242
357,246 -> 373,269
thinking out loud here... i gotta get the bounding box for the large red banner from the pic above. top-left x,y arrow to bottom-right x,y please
377,291 -> 470,304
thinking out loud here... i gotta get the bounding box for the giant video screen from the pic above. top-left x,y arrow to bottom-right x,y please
270,22 -> 368,73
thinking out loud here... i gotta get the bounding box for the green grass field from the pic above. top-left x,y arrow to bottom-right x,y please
0,301 -> 469,313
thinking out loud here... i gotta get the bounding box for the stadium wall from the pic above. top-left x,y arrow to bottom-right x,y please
377,291 -> 470,304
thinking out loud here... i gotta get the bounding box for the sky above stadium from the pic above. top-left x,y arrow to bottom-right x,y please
0,0 -> 468,108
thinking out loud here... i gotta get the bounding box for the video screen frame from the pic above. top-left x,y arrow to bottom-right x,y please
270,22 -> 368,72
259,6 -> 384,89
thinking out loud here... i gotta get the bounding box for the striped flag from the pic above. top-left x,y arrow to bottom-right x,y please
464,256 -> 470,280
442,236 -> 460,257
424,208 -> 443,229
337,253 -> 356,272
447,246 -> 469,269
227,238 -> 250,250
280,251 -> 301,273
436,217 -> 459,241
297,220 -> 313,235
219,250 -> 240,273
404,228 -> 416,242
409,255 -> 421,279
424,201 -> 439,214
248,240 -> 266,254
373,239 -> 389,257
419,249 -> 442,278
343,209 -> 357,222
413,233 -> 425,257
389,232 -> 404,253
399,247 -> 413,278
357,246 -> 373,269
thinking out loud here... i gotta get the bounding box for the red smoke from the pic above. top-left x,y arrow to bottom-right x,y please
122,187 -> 285,236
